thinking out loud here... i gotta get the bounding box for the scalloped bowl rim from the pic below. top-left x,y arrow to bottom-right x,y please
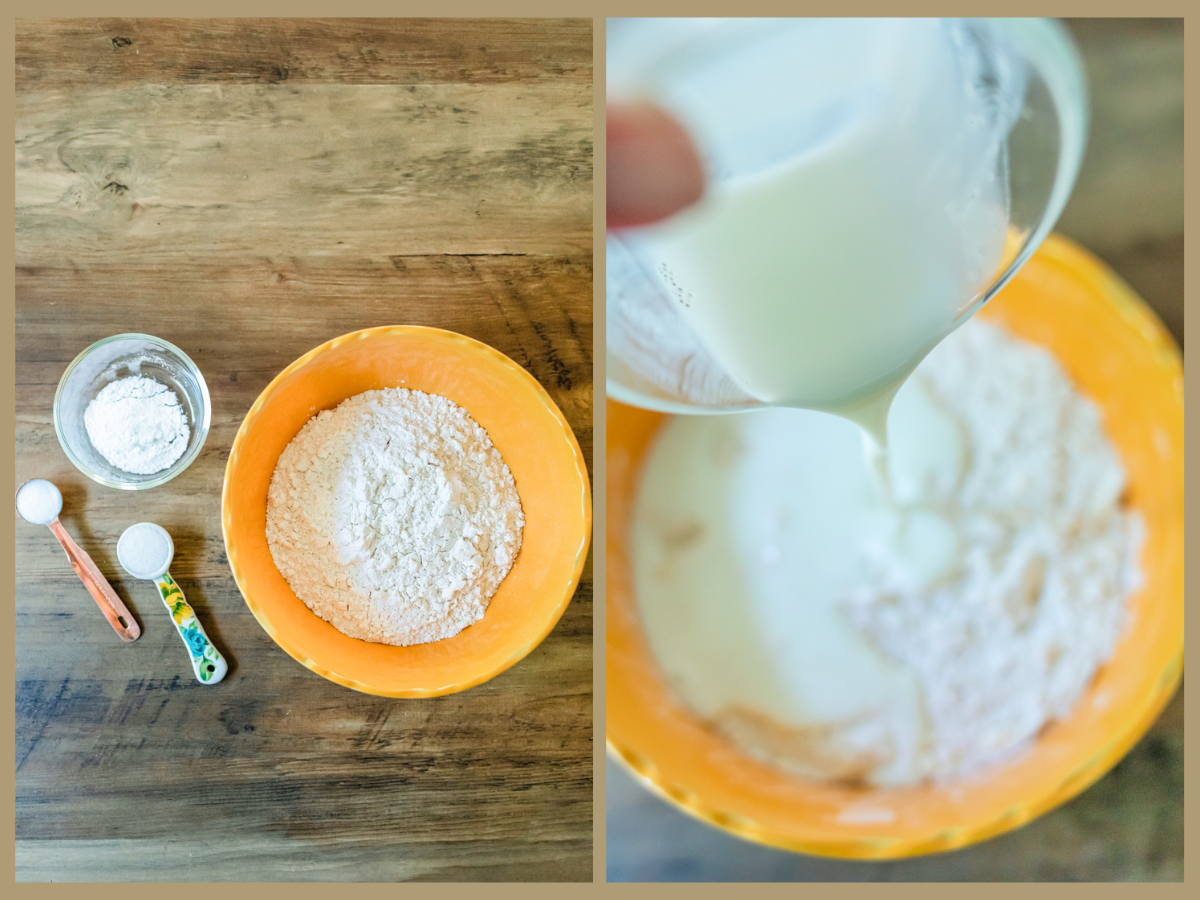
223,325 -> 591,697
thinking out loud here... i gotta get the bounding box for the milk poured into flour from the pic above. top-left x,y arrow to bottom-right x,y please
619,21 -> 1056,786
632,320 -> 1141,786
619,18 -> 1023,441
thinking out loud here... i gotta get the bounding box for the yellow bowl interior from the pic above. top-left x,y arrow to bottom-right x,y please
223,326 -> 591,697
606,234 -> 1183,858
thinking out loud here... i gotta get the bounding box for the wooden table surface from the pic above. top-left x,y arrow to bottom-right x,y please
15,18 -> 593,882
606,18 -> 1184,883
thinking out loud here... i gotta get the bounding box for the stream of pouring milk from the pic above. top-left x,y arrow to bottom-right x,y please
625,20 -> 1029,784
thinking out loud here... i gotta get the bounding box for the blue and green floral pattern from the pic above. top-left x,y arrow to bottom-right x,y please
156,572 -> 227,684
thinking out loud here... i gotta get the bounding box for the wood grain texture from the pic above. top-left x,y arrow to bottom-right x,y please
1055,17 -> 1184,349
16,82 -> 591,262
16,18 -> 593,86
605,18 -> 1183,883
16,18 -> 592,883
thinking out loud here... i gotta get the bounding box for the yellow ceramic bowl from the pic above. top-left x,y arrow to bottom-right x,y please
606,234 -> 1183,858
223,326 -> 591,697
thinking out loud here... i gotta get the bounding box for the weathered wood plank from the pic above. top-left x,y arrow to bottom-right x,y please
16,82 -> 592,266
16,837 -> 592,882
16,18 -> 593,87
16,17 -> 593,883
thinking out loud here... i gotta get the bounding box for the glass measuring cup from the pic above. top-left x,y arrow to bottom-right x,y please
606,18 -> 1088,425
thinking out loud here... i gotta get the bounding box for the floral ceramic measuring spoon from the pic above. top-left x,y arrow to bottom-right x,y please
117,522 -> 228,684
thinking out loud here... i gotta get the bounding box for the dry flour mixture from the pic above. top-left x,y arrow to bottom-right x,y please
632,318 -> 1144,786
266,388 -> 524,647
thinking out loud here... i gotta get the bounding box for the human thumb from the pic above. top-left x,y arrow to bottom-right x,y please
607,101 -> 705,229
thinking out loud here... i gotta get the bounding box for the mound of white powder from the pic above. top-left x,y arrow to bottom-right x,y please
84,376 -> 190,475
841,320 -> 1144,780
266,388 -> 524,647
632,317 -> 1144,785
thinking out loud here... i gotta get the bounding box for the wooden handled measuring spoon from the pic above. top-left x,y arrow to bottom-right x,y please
117,523 -> 227,684
15,478 -> 141,641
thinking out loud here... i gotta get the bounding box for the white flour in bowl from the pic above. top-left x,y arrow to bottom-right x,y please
632,318 -> 1144,786
266,387 -> 524,647
84,376 -> 190,475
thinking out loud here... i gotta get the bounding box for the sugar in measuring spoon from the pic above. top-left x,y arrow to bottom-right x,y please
15,478 -> 141,641
117,523 -> 227,684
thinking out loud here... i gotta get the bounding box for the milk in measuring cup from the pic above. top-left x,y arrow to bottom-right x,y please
619,18 -> 1025,441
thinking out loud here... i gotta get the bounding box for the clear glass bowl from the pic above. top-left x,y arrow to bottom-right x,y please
53,333 -> 211,490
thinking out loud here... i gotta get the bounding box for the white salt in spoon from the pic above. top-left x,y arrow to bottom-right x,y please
117,523 -> 227,684
15,478 -> 140,641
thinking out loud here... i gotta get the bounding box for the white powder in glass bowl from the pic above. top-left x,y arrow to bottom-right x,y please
83,376 -> 190,475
